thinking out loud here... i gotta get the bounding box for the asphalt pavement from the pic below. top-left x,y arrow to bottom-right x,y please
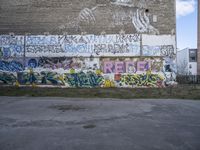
0,97 -> 200,150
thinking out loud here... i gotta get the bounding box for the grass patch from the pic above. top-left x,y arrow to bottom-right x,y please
0,85 -> 199,99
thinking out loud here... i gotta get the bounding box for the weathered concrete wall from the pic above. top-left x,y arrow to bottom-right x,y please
0,0 -> 175,35
0,0 -> 176,87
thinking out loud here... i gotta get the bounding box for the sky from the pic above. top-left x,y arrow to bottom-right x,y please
176,0 -> 198,50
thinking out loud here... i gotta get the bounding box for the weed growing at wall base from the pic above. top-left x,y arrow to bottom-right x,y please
0,86 -> 199,100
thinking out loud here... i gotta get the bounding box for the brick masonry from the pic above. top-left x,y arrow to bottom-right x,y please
0,0 -> 176,35
0,0 -> 177,88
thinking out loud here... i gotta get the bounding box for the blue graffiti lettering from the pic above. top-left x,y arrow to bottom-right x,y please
65,71 -> 103,87
0,60 -> 24,72
65,44 -> 92,53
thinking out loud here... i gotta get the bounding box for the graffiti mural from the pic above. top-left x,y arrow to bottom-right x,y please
16,70 -> 104,87
25,34 -> 140,57
64,71 -> 104,88
64,34 -> 141,56
25,57 -> 99,71
0,72 -> 17,85
0,36 -> 24,58
25,35 -> 65,57
0,60 -> 24,72
92,34 -> 140,56
100,57 -> 168,87
163,57 -> 177,86
77,0 -> 159,34
101,57 -> 163,74
143,45 -> 175,57
119,71 -> 164,87
17,70 -> 65,86
0,34 -> 177,88
0,0 -> 176,88
160,45 -> 176,58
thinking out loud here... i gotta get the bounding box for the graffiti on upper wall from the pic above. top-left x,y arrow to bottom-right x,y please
0,34 -> 176,57
26,35 -> 65,57
26,36 -> 64,45
25,34 -> 140,57
65,34 -> 140,56
143,45 -> 176,57
0,0 -> 176,35
160,45 -> 176,58
0,36 -> 24,58
71,0 -> 159,34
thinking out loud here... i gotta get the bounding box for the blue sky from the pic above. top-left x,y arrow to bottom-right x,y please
176,0 -> 198,50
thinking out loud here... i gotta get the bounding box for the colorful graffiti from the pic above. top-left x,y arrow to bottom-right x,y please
0,68 -> 170,88
0,72 -> 17,85
0,34 -> 177,88
17,70 -> 65,86
25,57 -> 99,71
0,36 -> 24,58
37,57 -> 82,70
0,60 -> 24,72
26,34 -> 140,57
101,58 -> 163,74
64,71 -> 104,88
1,69 -> 104,87
119,71 -> 164,87
25,35 -> 65,57
143,45 -> 175,57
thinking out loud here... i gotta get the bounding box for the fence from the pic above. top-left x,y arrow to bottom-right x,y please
176,75 -> 200,84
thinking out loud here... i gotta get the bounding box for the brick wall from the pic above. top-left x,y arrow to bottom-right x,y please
0,0 -> 176,35
0,0 -> 177,88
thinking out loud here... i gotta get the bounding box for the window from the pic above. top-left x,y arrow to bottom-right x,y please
189,49 -> 197,62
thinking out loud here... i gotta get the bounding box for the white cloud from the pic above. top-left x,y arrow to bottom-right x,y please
176,0 -> 196,18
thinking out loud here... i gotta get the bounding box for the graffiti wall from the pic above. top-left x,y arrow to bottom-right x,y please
0,36 -> 24,58
25,34 -> 140,57
0,34 -> 176,87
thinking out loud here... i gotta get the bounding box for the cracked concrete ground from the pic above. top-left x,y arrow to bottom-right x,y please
0,97 -> 200,150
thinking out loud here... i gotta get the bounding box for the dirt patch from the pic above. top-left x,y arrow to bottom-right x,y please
49,105 -> 85,112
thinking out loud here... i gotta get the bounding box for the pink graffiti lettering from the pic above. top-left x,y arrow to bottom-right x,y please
104,61 -> 151,73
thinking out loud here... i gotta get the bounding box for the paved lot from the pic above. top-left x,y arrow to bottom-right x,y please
0,97 -> 200,150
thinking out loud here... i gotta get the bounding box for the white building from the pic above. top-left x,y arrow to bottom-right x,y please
177,48 -> 197,75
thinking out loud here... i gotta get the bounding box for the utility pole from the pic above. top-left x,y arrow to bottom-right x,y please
198,0 -> 200,75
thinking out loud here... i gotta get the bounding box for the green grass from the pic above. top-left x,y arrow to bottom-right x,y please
0,85 -> 200,99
